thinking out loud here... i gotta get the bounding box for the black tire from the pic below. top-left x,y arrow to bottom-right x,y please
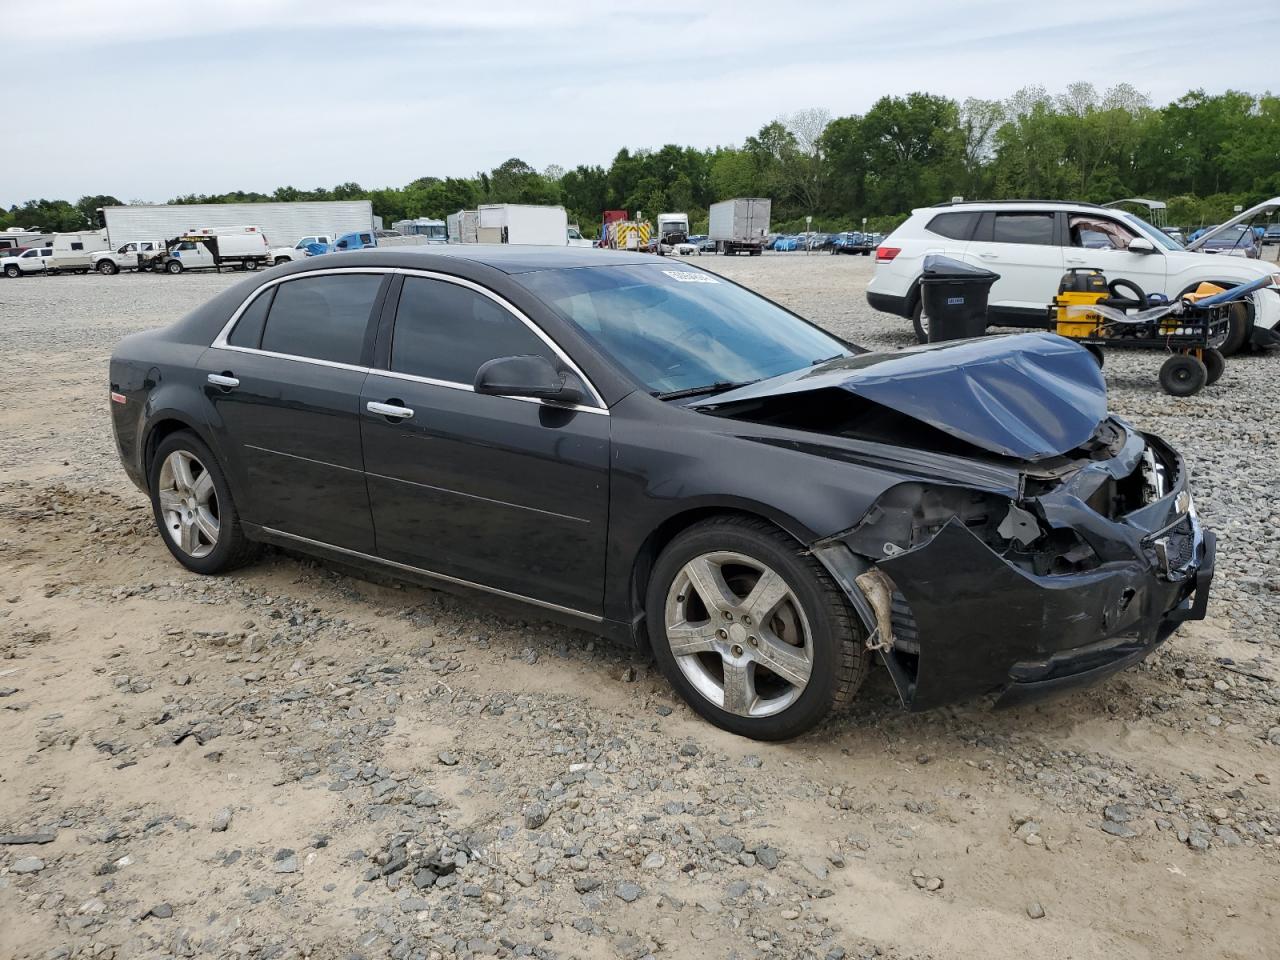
148,430 -> 259,575
1084,344 -> 1105,368
645,516 -> 869,741
244,259 -> 259,271
97,260 -> 118,275
910,297 -> 929,344
3,265 -> 19,278
1159,354 -> 1207,397
165,260 -> 183,275
274,257 -> 291,266
1218,301 -> 1250,356
1203,347 -> 1225,386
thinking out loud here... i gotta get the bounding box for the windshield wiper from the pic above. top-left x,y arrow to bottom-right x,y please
653,380 -> 758,402
811,353 -> 847,366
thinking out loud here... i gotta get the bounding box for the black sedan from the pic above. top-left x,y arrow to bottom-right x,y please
109,248 -> 1214,740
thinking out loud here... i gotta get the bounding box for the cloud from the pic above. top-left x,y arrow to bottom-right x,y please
4,0 -> 1278,203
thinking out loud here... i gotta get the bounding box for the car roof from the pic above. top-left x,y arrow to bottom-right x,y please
315,244 -> 667,274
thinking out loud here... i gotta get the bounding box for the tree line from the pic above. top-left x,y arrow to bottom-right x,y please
4,84 -> 1277,238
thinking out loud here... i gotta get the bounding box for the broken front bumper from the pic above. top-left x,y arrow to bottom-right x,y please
817,427 -> 1215,712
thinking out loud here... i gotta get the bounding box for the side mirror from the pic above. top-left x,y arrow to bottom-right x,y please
474,355 -> 583,404
1127,237 -> 1156,254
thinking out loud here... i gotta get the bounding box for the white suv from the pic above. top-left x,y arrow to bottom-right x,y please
866,200 -> 1280,354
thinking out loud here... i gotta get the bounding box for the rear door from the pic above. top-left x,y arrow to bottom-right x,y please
969,211 -> 1064,321
200,269 -> 389,552
360,273 -> 610,614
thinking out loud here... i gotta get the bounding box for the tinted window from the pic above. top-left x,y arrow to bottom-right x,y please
228,287 -> 275,348
927,211 -> 979,240
992,213 -> 1055,245
260,274 -> 382,364
391,277 -> 553,384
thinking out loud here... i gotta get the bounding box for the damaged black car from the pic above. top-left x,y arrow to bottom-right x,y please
109,248 -> 1215,741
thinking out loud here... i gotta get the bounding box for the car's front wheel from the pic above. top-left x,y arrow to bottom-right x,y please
646,517 -> 868,740
149,431 -> 259,574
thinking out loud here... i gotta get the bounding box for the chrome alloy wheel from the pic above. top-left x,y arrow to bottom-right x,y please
157,450 -> 219,558
663,552 -> 813,718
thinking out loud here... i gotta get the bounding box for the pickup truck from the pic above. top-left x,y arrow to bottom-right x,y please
1,245 -> 54,277
91,240 -> 166,275
268,235 -> 332,266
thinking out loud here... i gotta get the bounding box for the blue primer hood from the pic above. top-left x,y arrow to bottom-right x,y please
703,333 -> 1108,462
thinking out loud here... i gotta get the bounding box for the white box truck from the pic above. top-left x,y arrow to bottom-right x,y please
709,198 -> 771,256
476,204 -> 569,246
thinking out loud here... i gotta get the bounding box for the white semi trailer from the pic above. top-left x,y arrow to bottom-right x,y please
101,200 -> 376,252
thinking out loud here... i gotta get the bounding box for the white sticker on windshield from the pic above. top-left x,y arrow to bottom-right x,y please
662,270 -> 719,284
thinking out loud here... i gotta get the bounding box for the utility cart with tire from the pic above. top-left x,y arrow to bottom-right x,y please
1047,269 -> 1274,397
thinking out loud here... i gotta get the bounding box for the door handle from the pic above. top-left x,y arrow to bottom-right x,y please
1065,256 -> 1087,264
978,252 -> 999,259
207,373 -> 239,389
367,401 -> 414,420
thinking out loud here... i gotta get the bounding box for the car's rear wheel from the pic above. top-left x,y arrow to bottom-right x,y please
1219,301 -> 1250,356
149,431 -> 258,575
646,517 -> 868,740
911,298 -> 930,343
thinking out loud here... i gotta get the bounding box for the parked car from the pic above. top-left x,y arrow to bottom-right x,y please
1,246 -> 54,277
109,247 -> 1214,740
831,232 -> 875,256
1197,224 -> 1260,258
866,200 -> 1280,352
1263,224 -> 1280,246
697,236 -> 717,253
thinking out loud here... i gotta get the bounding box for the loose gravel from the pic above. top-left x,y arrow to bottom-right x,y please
0,257 -> 1277,960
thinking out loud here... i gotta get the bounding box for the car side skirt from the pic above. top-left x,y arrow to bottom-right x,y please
247,523 -> 632,642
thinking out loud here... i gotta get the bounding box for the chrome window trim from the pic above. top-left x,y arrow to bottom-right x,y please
364,367 -> 607,416
260,526 -> 602,623
209,264 -> 609,413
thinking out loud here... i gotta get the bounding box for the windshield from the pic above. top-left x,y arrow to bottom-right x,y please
1119,213 -> 1183,250
518,264 -> 852,395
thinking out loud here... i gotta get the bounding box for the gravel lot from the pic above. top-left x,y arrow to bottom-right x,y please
1,256 -> 1277,960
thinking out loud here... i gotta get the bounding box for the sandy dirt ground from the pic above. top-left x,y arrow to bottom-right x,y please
0,256 -> 1277,960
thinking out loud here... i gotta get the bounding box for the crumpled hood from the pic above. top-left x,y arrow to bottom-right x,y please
702,333 -> 1107,461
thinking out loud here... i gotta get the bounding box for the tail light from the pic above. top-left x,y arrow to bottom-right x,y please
875,246 -> 900,262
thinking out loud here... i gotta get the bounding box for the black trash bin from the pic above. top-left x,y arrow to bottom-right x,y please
919,255 -> 1000,342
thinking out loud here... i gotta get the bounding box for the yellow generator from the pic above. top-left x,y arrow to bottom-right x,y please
1046,268 -> 1232,396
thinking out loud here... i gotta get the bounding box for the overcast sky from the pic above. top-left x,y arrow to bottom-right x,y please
7,0 -> 1279,205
